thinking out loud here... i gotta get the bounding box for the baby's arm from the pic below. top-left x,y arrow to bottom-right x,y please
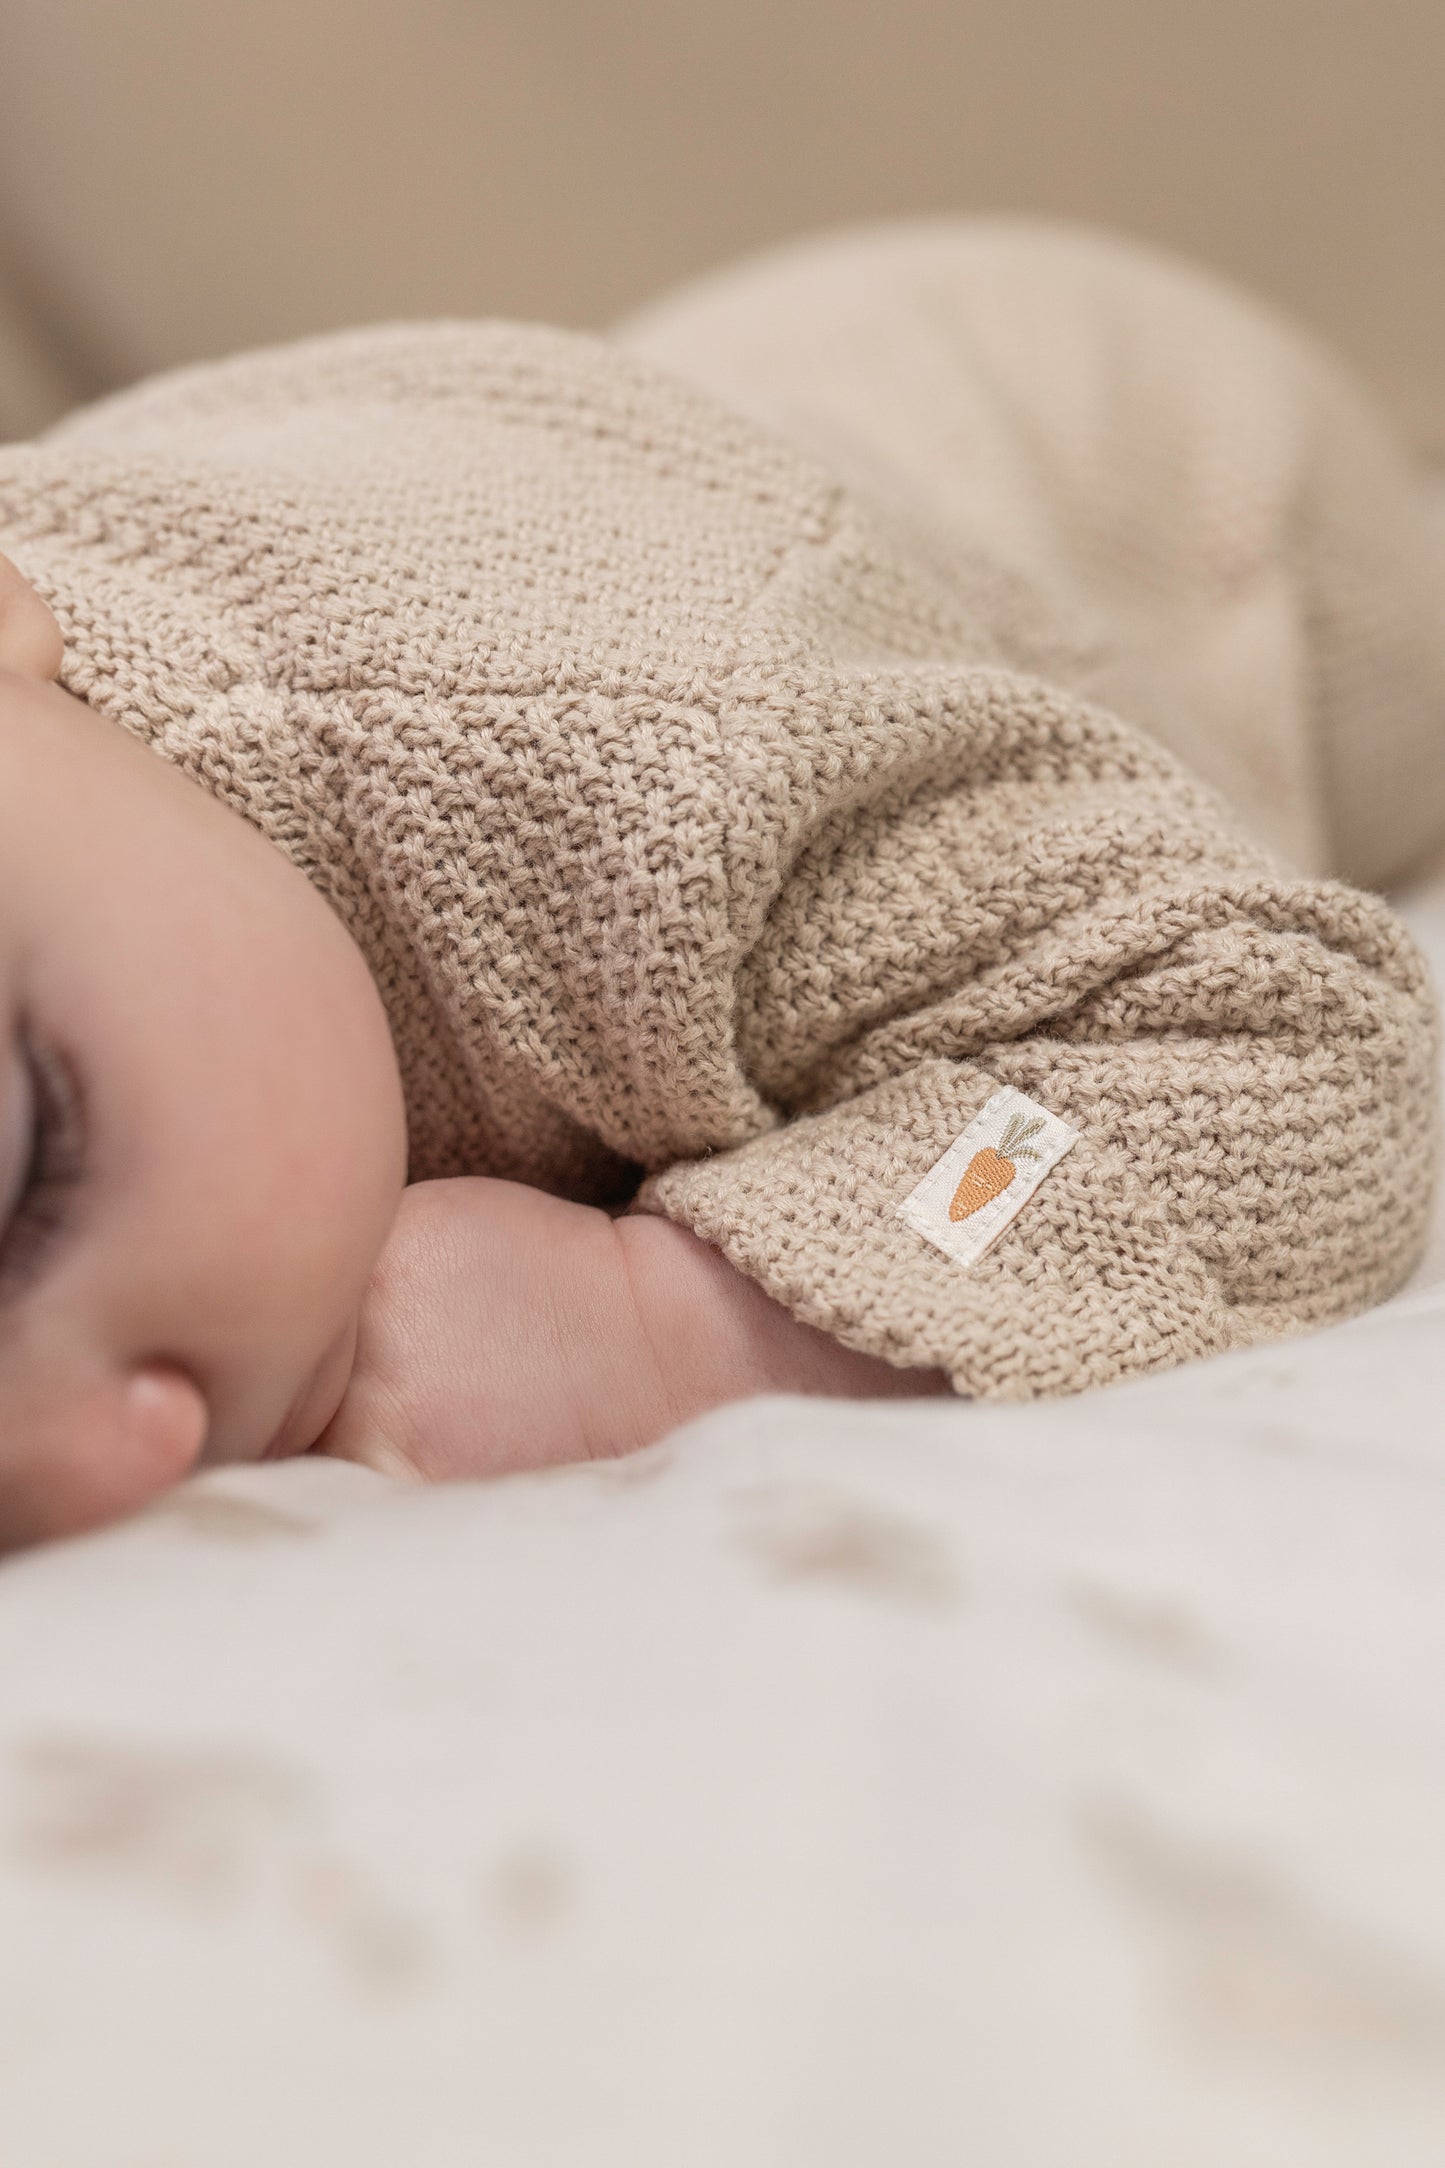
316,1177 -> 945,1482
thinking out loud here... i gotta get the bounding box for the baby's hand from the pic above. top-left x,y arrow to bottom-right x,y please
314,1180 -> 673,1482
316,1178 -> 946,1483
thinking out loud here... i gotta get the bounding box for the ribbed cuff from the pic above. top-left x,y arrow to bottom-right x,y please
638,1060 -> 1234,1400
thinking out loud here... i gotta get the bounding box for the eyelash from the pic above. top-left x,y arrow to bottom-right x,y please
0,1041 -> 88,1294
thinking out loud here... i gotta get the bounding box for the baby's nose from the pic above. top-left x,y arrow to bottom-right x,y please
117,1366 -> 211,1500
0,1364 -> 208,1551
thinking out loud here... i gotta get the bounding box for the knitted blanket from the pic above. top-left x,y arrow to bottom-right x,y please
0,217 -> 1439,1398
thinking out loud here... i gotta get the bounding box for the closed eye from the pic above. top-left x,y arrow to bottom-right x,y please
0,1039 -> 87,1298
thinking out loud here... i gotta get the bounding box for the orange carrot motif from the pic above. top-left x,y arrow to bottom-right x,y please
948,1110 -> 1045,1221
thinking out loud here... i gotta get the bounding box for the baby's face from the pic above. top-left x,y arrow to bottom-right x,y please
0,566 -> 408,1548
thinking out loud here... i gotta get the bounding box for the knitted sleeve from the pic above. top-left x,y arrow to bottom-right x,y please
637,662 -> 1439,1399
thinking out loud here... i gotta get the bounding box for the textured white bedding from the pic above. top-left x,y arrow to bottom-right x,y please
2,1286 -> 1444,2166
1,549 -> 1444,2164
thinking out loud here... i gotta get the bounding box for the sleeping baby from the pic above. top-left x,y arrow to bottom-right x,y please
0,215 -> 1441,1549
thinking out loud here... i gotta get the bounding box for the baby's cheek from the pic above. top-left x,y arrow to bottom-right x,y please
0,555 -> 64,681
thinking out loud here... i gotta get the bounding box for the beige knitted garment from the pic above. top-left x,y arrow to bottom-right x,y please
0,217 -> 1439,1398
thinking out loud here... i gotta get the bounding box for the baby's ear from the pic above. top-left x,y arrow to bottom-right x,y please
0,551 -> 63,681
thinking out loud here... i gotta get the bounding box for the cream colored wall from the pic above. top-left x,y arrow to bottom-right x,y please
0,0 -> 1442,446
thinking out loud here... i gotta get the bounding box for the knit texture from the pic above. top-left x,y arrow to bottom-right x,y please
619,217 -> 1445,891
0,216 -> 1438,1398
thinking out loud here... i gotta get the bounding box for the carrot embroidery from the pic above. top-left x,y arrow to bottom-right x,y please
947,1110 -> 1046,1221
898,1088 -> 1079,1268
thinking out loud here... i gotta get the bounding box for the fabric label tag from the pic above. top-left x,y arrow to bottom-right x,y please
896,1087 -> 1079,1268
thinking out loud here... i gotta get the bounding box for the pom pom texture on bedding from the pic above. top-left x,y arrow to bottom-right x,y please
0,217 -> 1439,1398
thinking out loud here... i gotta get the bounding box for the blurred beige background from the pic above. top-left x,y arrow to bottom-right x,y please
0,0 -> 1442,448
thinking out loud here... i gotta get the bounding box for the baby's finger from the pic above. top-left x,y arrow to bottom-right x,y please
312,1431 -> 424,1484
308,1401 -> 425,1485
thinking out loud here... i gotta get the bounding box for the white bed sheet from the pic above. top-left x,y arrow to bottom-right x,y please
2,1293 -> 1443,2168
2,611 -> 1445,2165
